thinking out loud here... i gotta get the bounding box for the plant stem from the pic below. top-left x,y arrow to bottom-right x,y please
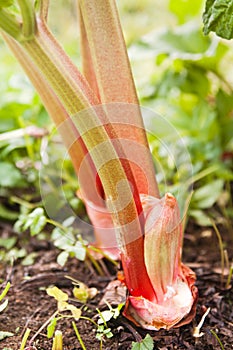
52,330 -> 63,350
28,310 -> 58,347
226,265 -> 233,289
19,328 -> 31,350
210,329 -> 225,350
0,282 -> 10,301
211,220 -> 225,287
79,0 -> 159,198
38,0 -> 50,21
46,218 -> 71,232
17,0 -> 36,38
72,321 -> 87,350
20,22 -> 155,299
0,9 -> 22,39
1,7 -> 156,300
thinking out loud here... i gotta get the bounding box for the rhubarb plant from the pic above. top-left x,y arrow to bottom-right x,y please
0,0 -> 197,330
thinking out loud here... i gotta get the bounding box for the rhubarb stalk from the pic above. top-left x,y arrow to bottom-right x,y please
0,0 -> 198,329
0,0 -> 155,300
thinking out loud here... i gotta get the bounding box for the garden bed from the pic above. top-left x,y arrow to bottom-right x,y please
0,221 -> 232,349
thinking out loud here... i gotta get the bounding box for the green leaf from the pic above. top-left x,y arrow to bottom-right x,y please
189,209 -> 212,226
57,251 -> 69,267
19,207 -> 47,236
131,334 -> 154,350
47,317 -> 57,338
65,304 -> 82,319
0,0 -> 13,7
216,89 -> 233,147
0,237 -> 17,250
203,0 -> 233,39
192,179 -> 224,209
0,282 -> 10,302
0,299 -> 8,312
169,0 -> 203,24
144,22 -> 212,58
103,328 -> 113,338
0,203 -> 18,221
72,242 -> 86,261
30,214 -> 47,236
21,252 -> 37,266
0,331 -> 14,341
0,162 -> 25,188
46,286 -> 68,302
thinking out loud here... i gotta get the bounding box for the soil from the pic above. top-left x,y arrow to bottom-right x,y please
0,221 -> 233,350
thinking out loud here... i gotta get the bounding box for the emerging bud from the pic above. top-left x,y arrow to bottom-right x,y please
123,193 -> 198,330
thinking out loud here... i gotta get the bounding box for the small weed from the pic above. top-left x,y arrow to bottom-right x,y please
20,328 -> 31,350
52,330 -> 63,350
14,207 -> 113,274
0,282 -> 14,341
210,329 -> 225,350
131,334 -> 154,350
22,284 -> 100,349
193,307 -> 210,338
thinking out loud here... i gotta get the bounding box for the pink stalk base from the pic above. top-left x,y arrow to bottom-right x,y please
123,263 -> 198,330
122,193 -> 198,330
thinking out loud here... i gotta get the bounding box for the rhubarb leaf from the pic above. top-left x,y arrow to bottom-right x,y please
131,334 -> 154,350
203,0 -> 233,39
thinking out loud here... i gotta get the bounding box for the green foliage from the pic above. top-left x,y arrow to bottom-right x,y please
0,283 -> 13,341
95,303 -> 124,342
131,334 -> 154,350
14,207 -> 47,236
0,282 -> 10,303
131,16 -> 233,225
97,303 -> 124,325
13,206 -> 87,266
203,0 -> 233,39
169,0 -> 203,24
96,325 -> 113,341
47,317 -> 57,338
51,220 -> 87,266
0,160 -> 26,188
0,0 -> 13,8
